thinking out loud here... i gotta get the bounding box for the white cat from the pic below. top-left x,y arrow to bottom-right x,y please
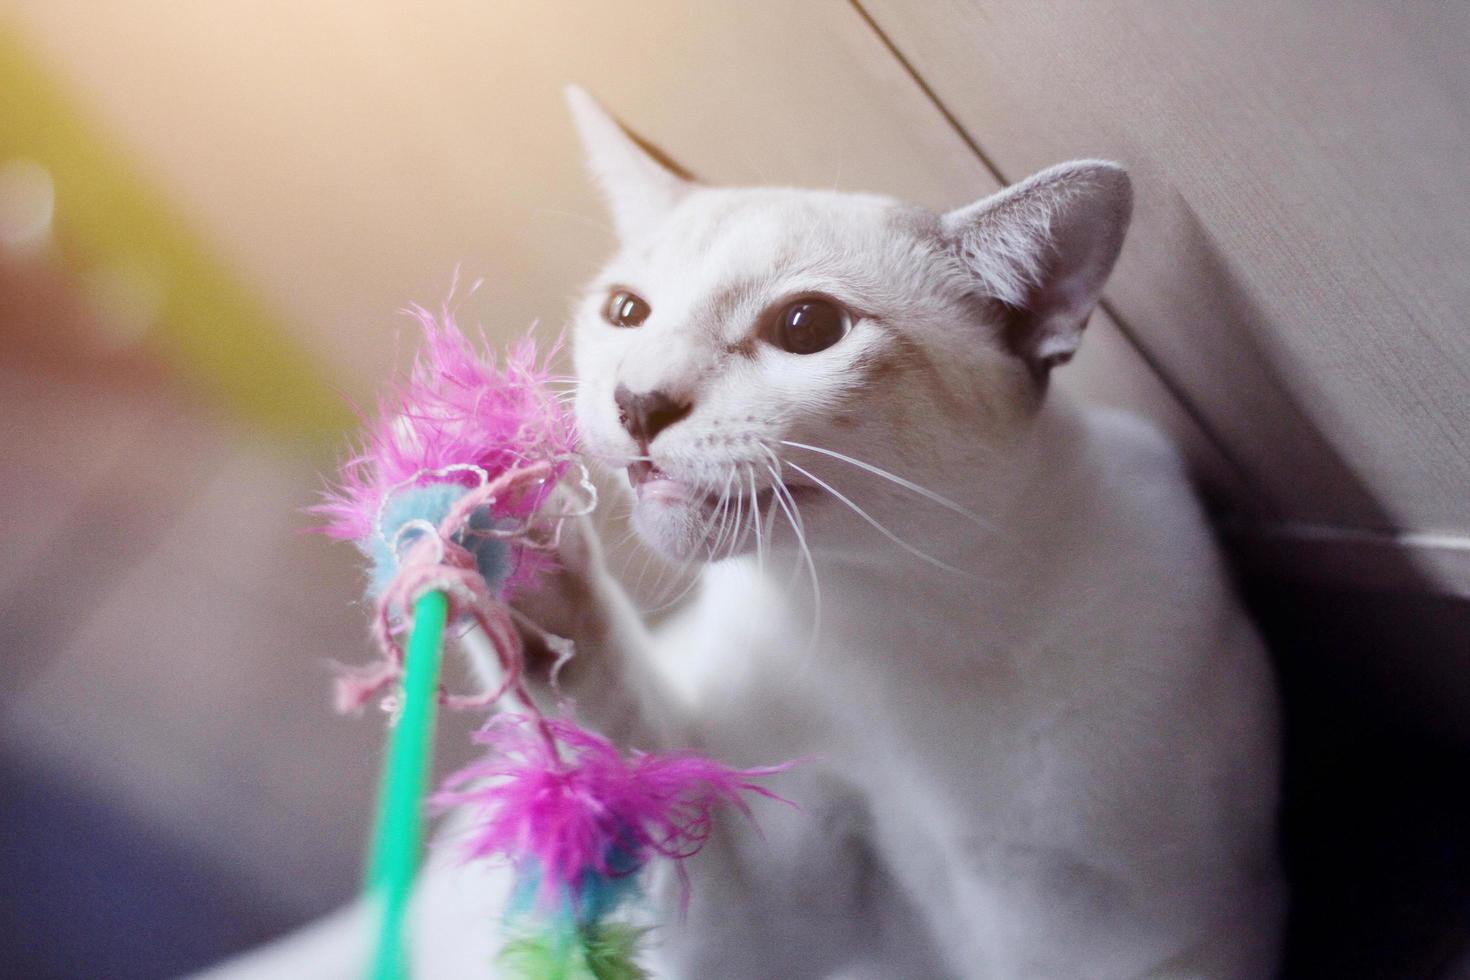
204,88 -> 1284,979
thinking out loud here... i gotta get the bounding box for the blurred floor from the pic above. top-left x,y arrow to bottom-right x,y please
0,748 -> 302,980
0,255 -> 388,975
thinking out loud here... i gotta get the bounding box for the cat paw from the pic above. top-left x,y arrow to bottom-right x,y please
506,512 -> 618,680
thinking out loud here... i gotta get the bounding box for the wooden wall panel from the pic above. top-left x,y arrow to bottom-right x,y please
857,1 -> 1470,577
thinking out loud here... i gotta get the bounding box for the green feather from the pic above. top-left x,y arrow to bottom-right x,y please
582,924 -> 650,980
497,923 -> 650,980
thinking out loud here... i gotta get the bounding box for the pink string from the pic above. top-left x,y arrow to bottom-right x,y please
335,461 -> 563,753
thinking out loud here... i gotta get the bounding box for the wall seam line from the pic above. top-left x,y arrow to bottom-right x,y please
846,0 -> 1274,516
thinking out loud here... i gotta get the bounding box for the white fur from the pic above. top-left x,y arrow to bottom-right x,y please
201,89 -> 1283,980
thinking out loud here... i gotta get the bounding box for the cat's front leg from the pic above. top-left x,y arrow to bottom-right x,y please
487,512 -> 685,750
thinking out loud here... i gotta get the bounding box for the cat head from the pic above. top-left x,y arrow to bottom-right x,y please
564,87 -> 1131,566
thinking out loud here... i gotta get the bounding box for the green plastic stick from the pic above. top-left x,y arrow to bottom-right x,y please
366,588 -> 449,980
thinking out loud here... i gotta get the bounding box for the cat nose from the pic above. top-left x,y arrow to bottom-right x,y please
614,385 -> 693,444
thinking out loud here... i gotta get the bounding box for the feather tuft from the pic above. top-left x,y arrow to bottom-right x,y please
498,922 -> 651,980
435,715 -> 790,913
312,305 -> 575,595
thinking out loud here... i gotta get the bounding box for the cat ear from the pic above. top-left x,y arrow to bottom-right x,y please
941,161 -> 1132,377
564,85 -> 697,243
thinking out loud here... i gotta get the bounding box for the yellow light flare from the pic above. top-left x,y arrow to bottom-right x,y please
0,24 -> 352,443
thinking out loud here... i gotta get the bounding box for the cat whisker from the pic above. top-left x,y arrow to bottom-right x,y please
747,465 -> 765,576
764,455 -> 821,642
710,488 -> 735,563
778,440 -> 993,533
779,458 -> 973,578
762,472 -> 780,543
645,470 -> 735,614
629,528 -> 663,604
611,518 -> 643,554
648,566 -> 699,614
708,468 -> 740,561
700,481 -> 730,565
644,508 -> 696,607
644,560 -> 683,611
726,468 -> 747,560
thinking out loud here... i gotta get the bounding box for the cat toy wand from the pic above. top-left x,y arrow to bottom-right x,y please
319,300 -> 789,979
359,456 -> 566,980
318,307 -> 581,978
363,585 -> 445,980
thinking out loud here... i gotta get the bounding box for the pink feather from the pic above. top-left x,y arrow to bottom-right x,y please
435,715 -> 791,908
313,304 -> 576,590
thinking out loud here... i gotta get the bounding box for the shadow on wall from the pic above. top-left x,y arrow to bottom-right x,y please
0,253 -> 385,977
1159,202 -> 1470,977
1157,194 -> 1399,527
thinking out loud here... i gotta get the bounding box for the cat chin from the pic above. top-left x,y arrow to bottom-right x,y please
629,494 -> 732,564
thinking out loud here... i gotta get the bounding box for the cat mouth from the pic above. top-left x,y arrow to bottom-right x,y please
627,460 -> 693,505
627,460 -> 816,510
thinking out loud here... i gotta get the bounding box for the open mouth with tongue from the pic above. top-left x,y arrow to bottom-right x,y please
627,459 -> 690,503
627,459 -> 816,510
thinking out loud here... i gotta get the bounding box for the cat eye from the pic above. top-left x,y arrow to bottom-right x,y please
770,298 -> 851,355
604,289 -> 651,328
